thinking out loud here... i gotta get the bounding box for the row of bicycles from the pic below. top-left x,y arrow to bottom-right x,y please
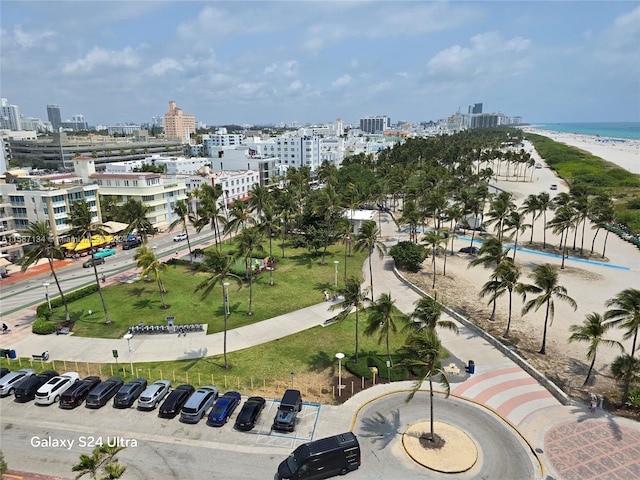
127,324 -> 204,335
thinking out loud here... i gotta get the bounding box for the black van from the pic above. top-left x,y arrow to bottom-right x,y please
277,432 -> 361,480
272,389 -> 302,432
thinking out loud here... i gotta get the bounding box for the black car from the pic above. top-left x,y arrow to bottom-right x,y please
14,370 -> 59,402
122,238 -> 142,250
59,376 -> 101,409
158,384 -> 195,419
459,246 -> 479,254
235,396 -> 266,431
113,378 -> 147,408
82,257 -> 105,268
85,377 -> 123,409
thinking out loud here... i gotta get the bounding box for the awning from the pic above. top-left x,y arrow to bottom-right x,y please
103,221 -> 128,234
61,235 -> 114,251
0,257 -> 11,267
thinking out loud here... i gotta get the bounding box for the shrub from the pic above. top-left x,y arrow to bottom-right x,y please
389,241 -> 426,272
345,353 -> 409,381
32,317 -> 57,335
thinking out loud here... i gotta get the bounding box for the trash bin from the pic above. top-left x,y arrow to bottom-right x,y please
0,349 -> 7,358
8,349 -> 17,359
468,360 -> 475,374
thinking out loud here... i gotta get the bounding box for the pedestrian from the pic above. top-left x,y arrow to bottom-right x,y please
323,291 -> 329,302
2,323 -> 8,334
101,274 -> 106,283
590,394 -> 597,414
332,292 -> 338,302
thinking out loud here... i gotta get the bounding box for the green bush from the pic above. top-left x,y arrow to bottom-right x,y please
32,317 -> 57,335
626,387 -> 640,409
389,241 -> 426,272
345,353 -> 409,381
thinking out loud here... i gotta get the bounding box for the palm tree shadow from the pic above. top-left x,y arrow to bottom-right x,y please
307,351 -> 333,372
358,409 -> 401,449
132,298 -> 159,310
127,287 -> 149,298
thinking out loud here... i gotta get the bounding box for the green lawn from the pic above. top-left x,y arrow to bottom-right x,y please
50,243 -> 369,339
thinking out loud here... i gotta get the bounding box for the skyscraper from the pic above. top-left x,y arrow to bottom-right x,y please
0,98 -> 22,131
47,104 -> 62,131
359,115 -> 390,134
469,103 -> 483,114
163,100 -> 196,144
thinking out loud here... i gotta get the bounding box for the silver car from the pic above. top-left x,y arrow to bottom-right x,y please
0,369 -> 35,396
137,380 -> 171,410
179,386 -> 218,424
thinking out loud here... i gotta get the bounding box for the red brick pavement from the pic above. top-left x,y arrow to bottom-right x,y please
0,259 -> 74,287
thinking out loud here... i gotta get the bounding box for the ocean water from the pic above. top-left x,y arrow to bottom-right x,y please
533,122 -> 640,140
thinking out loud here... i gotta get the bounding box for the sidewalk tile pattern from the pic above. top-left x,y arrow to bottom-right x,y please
544,418 -> 640,480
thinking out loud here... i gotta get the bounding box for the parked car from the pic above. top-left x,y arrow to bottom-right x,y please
173,232 -> 188,242
158,384 -> 195,419
458,246 -> 479,254
180,386 -> 218,424
59,376 -> 101,409
235,396 -> 266,431
0,368 -> 10,379
272,389 -> 303,432
550,184 -> 558,190
14,370 -> 59,402
113,378 -> 147,408
0,369 -> 35,396
207,391 -> 241,427
82,257 -> 105,268
93,248 -> 116,258
122,238 -> 142,250
85,377 -> 123,409
35,372 -> 80,405
138,380 -> 171,410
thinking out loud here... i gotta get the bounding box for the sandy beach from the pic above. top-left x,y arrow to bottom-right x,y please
404,137 -> 640,400
521,126 -> 640,174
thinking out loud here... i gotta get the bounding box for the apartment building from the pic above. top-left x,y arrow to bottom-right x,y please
163,100 -> 196,144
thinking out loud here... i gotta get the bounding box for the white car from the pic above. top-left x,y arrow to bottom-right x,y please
173,232 -> 188,242
35,372 -> 80,405
0,369 -> 35,396
137,380 -> 171,410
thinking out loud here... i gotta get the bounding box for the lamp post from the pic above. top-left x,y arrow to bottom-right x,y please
123,333 -> 134,374
42,282 -> 52,313
223,282 -> 230,316
335,352 -> 345,396
333,260 -> 339,289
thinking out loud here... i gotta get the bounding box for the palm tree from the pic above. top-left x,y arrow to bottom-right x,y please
195,249 -> 243,369
520,194 -> 540,245
311,184 -> 342,265
537,191 -> 552,249
604,288 -> 640,357
569,312 -> 623,386
248,184 -> 272,220
19,221 -> 71,322
611,354 -> 640,404
102,461 -> 127,479
469,237 -> 510,270
224,199 -> 255,237
485,191 -> 516,240
72,450 -> 100,479
256,203 -> 277,286
195,184 -> 226,250
135,248 -> 168,309
503,210 -> 530,261
234,226 -> 265,316
68,200 -> 112,324
168,200 -> 195,262
399,329 -> 450,443
119,198 -> 154,244
364,293 -> 408,369
484,260 -> 521,337
354,220 -> 387,301
589,194 -> 615,256
420,229 -> 448,289
408,296 -> 459,334
330,277 -> 370,362
517,264 -> 577,354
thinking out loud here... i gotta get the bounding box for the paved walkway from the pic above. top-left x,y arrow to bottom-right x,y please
1,213 -> 639,480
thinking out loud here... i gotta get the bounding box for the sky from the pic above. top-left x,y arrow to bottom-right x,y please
1,1 -> 639,127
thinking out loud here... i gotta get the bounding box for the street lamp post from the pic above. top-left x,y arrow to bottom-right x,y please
333,260 -> 339,289
123,333 -> 134,375
223,282 -> 230,316
42,282 -> 52,313
335,352 -> 345,397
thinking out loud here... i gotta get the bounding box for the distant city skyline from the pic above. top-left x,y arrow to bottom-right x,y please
1,2 -> 638,126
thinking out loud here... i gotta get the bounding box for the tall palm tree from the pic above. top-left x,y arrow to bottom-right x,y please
364,293 -> 408,369
68,200 -> 112,324
224,199 -> 255,237
517,263 -> 577,354
469,237 -> 510,270
248,184 -> 272,220
485,191 -> 516,240
589,194 -> 615,256
354,220 -> 387,301
195,184 -> 226,250
330,277 -> 370,362
311,184 -> 342,265
168,200 -> 195,262
234,226 -> 265,316
135,247 -> 168,309
408,296 -> 459,334
420,229 -> 448,289
195,249 -> 243,369
256,203 -> 277,286
537,192 -> 552,249
569,312 -> 623,386
520,194 -> 540,244
503,210 -> 530,261
611,354 -> 640,404
479,259 -> 519,323
547,204 -> 574,269
19,221 -> 71,322
119,198 -> 154,244
605,288 -> 640,357
399,329 -> 450,443
397,198 -> 421,243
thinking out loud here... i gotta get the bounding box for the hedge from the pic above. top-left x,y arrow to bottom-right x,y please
32,317 -> 57,335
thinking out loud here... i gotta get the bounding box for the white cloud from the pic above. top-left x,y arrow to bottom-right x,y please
63,46 -> 141,74
332,74 -> 352,88
147,58 -> 184,76
12,25 -> 55,48
592,6 -> 640,75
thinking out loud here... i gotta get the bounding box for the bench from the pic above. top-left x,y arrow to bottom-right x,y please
32,352 -> 50,362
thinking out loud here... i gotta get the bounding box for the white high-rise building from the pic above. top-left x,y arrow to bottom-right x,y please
0,99 -> 22,131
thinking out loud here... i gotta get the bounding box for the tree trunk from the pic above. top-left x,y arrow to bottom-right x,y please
539,301 -> 551,354
583,354 -> 596,387
504,290 -> 513,337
